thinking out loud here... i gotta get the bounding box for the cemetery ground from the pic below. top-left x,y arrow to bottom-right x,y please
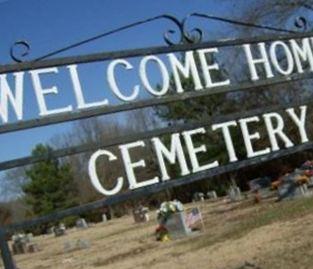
3,196 -> 313,269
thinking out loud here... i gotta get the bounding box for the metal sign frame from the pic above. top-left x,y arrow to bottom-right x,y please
0,13 -> 312,269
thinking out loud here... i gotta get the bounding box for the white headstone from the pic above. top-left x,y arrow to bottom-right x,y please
295,184 -> 310,197
133,207 -> 149,223
54,224 -> 66,237
193,192 -> 205,202
12,233 -> 39,254
25,233 -> 33,243
228,186 -> 242,202
207,191 -> 217,200
64,239 -> 91,253
164,212 -> 191,239
77,239 -> 90,249
76,218 -> 88,229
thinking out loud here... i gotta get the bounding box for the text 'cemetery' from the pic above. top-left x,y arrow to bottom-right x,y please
2,37 -> 313,195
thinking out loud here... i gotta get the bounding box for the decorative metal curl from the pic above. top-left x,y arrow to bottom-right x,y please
32,13 -> 297,61
181,15 -> 203,44
294,16 -> 308,32
159,15 -> 185,46
10,40 -> 30,63
162,14 -> 203,45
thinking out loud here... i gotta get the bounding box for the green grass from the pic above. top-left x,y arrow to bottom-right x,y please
186,196 -> 313,251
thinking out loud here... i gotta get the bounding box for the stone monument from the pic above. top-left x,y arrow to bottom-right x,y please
12,233 -> 39,255
193,192 -> 205,202
207,191 -> 217,200
164,212 -> 191,239
53,223 -> 66,237
133,206 -> 149,223
76,218 -> 88,229
228,186 -> 242,202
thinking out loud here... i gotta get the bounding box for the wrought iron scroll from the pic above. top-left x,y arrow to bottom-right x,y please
10,40 -> 31,63
1,11 -> 313,269
294,16 -> 308,31
7,13 -> 308,63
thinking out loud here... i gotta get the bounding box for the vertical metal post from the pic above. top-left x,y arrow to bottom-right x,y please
0,228 -> 15,269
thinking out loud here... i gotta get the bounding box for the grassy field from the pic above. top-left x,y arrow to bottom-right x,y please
3,195 -> 313,269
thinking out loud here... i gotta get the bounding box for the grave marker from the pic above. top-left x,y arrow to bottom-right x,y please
1,12 -> 313,269
193,192 -> 205,202
63,239 -> 90,253
164,212 -> 191,239
133,206 -> 149,223
102,214 -> 108,223
53,224 -> 66,237
76,218 -> 88,229
207,191 -> 218,200
228,186 -> 242,202
11,234 -> 39,255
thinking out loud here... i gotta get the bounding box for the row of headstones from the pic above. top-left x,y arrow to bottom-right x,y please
133,188 -> 237,225
59,215 -> 106,253
48,215 -> 108,237
193,188 -> 243,203
227,186 -> 243,202
195,183 -> 311,203
12,215 -> 109,256
133,206 -> 149,223
192,191 -> 218,202
221,184 -> 312,202
11,233 -> 39,255
278,182 -> 311,200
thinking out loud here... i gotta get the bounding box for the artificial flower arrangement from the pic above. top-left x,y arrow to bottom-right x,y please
155,200 -> 184,241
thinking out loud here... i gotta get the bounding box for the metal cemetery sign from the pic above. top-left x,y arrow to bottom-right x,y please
1,13 -> 313,268
3,28 -> 313,195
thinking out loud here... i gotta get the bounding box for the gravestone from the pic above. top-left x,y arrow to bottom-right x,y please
54,224 -> 66,237
133,206 -> 149,223
64,239 -> 91,253
25,233 -> 33,243
12,233 -> 39,255
228,186 -> 242,202
77,239 -> 90,249
164,212 -> 191,239
63,241 -> 73,252
207,191 -> 217,200
193,192 -> 205,202
102,214 -> 108,223
76,218 -> 88,229
294,183 -> 310,197
12,242 -> 27,255
46,227 -> 54,235
27,243 -> 39,253
278,171 -> 311,200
